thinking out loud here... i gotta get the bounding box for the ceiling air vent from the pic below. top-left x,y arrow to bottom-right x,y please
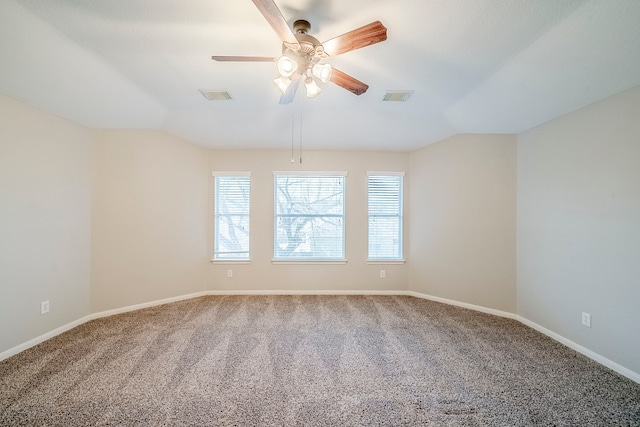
382,90 -> 413,102
199,89 -> 232,101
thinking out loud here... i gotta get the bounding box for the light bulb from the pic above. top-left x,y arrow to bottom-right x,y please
312,63 -> 332,83
276,56 -> 297,78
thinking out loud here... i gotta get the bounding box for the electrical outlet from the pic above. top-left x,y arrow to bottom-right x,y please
227,269 -> 233,278
380,270 -> 386,278
40,300 -> 50,315
581,312 -> 591,328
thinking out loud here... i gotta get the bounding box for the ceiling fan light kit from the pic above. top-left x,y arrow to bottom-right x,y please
212,0 -> 387,104
273,76 -> 292,94
304,76 -> 322,98
276,55 -> 297,77
274,19 -> 332,99
312,63 -> 332,83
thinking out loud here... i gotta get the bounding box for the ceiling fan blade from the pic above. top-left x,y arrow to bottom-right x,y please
252,0 -> 300,50
211,56 -> 275,62
330,68 -> 369,96
322,21 -> 387,57
279,75 -> 300,104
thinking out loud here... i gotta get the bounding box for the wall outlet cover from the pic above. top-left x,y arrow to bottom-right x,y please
582,312 -> 591,328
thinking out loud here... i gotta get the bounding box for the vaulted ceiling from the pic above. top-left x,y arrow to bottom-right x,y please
1,0 -> 639,151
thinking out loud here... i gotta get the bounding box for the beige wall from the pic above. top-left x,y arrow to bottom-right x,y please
3,83 -> 638,379
208,150 -> 410,292
91,130 -> 209,312
408,134 -> 517,312
0,94 -> 93,354
517,85 -> 640,374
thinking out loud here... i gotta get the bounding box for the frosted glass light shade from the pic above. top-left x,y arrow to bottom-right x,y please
304,77 -> 321,98
312,63 -> 332,83
277,56 -> 297,78
273,76 -> 292,94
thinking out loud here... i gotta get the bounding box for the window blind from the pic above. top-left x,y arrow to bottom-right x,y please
274,174 -> 345,260
214,175 -> 250,260
368,174 -> 403,259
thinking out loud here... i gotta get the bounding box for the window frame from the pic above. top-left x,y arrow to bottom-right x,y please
367,172 -> 405,263
212,171 -> 251,262
272,171 -> 347,264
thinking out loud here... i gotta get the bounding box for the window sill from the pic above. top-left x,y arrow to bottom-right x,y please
210,259 -> 251,264
367,259 -> 406,265
272,259 -> 348,265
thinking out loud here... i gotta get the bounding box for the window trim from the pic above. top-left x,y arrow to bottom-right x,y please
212,171 -> 251,262
273,171 -> 348,177
367,171 -> 404,262
273,171 -> 347,262
271,260 -> 348,265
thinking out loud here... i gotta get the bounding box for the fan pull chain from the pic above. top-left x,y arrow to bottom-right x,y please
299,112 -> 303,164
290,113 -> 295,163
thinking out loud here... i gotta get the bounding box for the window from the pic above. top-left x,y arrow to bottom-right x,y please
213,173 -> 250,260
368,173 -> 404,260
274,172 -> 346,260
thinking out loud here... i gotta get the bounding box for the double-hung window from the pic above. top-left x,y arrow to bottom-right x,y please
368,172 -> 404,261
213,172 -> 250,260
274,172 -> 346,261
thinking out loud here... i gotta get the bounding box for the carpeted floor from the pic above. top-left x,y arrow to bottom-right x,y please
1,295 -> 639,426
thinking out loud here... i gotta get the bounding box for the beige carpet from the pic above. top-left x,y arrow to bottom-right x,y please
1,295 -> 639,426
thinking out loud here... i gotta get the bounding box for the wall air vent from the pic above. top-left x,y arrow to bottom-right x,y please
199,90 -> 233,101
382,90 -> 413,102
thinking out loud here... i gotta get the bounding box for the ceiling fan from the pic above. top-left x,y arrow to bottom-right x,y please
212,0 -> 387,104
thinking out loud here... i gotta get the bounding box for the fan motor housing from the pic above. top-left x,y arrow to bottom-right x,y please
293,19 -> 311,34
281,20 -> 326,74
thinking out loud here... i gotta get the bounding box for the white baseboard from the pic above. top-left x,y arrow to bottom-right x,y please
206,289 -> 407,296
405,291 -> 518,320
90,291 -> 209,320
515,315 -> 640,384
0,314 -> 92,362
0,291 -> 207,363
407,291 -> 639,383
2,289 -> 638,384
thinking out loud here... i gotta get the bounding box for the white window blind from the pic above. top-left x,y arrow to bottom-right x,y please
368,173 -> 403,260
274,173 -> 345,260
214,174 -> 250,260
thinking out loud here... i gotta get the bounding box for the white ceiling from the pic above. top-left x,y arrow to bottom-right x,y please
1,0 -> 639,151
